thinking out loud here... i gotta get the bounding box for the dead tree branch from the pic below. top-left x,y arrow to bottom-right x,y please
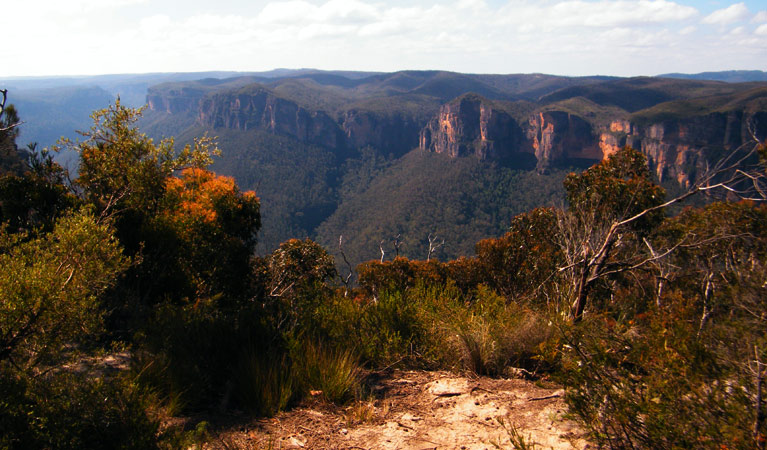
0,89 -> 23,132
427,233 -> 444,262
338,235 -> 353,297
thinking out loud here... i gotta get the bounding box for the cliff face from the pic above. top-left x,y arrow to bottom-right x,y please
148,87 -> 426,156
419,95 -> 765,186
419,98 -> 601,167
147,88 -> 205,115
341,110 -> 422,158
147,84 -> 766,190
198,88 -> 344,149
524,111 -> 602,168
599,111 -> 767,187
419,95 -> 522,161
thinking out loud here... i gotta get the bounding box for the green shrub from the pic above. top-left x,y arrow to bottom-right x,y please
233,349 -> 296,417
292,341 -> 362,404
559,311 -> 754,449
137,303 -> 280,414
0,370 -> 159,450
435,285 -> 555,376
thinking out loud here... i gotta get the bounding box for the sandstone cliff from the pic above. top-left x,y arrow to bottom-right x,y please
340,109 -> 422,158
198,88 -> 344,149
599,111 -> 767,187
418,96 -> 602,168
146,81 -> 767,190
419,95 -> 523,161
524,111 -> 602,169
147,87 -> 205,115
148,85 -> 427,156
419,93 -> 766,186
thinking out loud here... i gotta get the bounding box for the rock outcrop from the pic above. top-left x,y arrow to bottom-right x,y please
419,93 -> 766,186
147,83 -> 767,190
148,86 -> 425,156
341,110 -> 422,158
599,111 -> 767,187
419,95 -> 523,161
524,111 -> 602,169
147,87 -> 205,115
198,88 -> 344,149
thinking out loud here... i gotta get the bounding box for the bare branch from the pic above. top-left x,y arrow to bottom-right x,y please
338,235 -> 353,297
427,233 -> 444,262
0,89 -> 23,132
379,240 -> 386,263
393,234 -> 402,258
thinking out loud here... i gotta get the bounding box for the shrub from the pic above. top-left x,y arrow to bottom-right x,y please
0,370 -> 159,450
559,309 -> 754,449
292,341 -> 362,404
435,285 -> 555,376
233,349 -> 296,417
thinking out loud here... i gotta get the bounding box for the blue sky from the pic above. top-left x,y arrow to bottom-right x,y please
6,0 -> 767,77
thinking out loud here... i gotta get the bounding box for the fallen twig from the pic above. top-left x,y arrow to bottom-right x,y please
528,391 -> 564,401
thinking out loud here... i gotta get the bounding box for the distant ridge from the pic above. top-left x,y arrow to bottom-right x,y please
658,70 -> 767,83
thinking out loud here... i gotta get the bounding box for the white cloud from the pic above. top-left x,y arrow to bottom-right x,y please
753,11 -> 767,23
702,3 -> 750,25
258,1 -> 318,24
6,0 -> 767,78
7,0 -> 147,17
729,26 -> 745,35
318,0 -> 380,24
258,0 -> 380,25
497,0 -> 697,29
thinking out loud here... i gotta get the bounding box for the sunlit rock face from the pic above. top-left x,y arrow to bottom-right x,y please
198,88 -> 343,149
599,111 -> 766,187
147,82 -> 767,189
419,94 -> 523,161
524,111 -> 602,169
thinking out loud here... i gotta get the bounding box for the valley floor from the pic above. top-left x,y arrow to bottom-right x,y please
206,370 -> 589,450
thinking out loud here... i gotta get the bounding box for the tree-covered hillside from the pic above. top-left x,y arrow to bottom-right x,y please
315,150 -> 571,265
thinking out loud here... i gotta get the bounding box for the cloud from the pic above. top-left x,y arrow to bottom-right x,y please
7,0 -> 147,16
753,11 -> 767,23
729,26 -> 745,35
258,0 -> 380,25
497,0 -> 697,29
319,0 -> 380,24
6,0 -> 767,78
258,1 -> 319,25
702,3 -> 750,25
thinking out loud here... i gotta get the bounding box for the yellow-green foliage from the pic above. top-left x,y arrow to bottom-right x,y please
0,209 -> 128,369
292,341 -> 362,404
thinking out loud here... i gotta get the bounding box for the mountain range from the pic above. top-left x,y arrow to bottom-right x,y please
3,69 -> 767,267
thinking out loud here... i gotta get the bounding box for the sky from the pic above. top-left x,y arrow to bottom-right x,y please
5,0 -> 767,78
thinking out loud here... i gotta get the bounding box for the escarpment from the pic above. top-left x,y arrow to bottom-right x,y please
598,111 -> 767,187
146,77 -> 767,190
147,87 -> 206,115
524,111 -> 602,169
198,88 -> 345,149
341,110 -> 422,158
419,95 -> 523,161
418,93 -> 766,186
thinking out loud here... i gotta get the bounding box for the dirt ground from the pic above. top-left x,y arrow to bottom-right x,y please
206,370 -> 590,450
